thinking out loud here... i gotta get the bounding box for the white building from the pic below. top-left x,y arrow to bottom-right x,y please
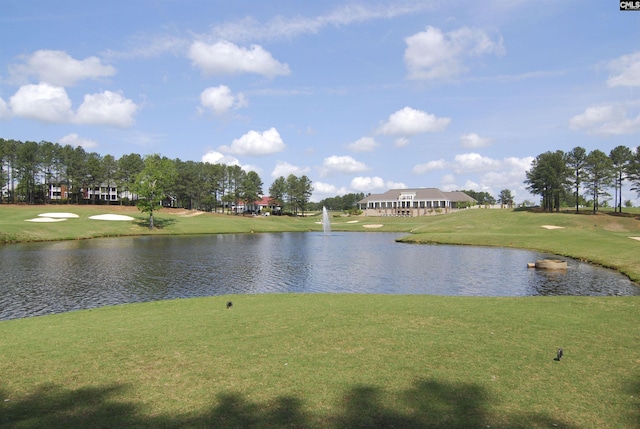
358,188 -> 476,217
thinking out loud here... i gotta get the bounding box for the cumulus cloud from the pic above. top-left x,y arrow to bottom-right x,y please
320,155 -> 369,176
199,85 -> 247,115
0,97 -> 10,119
449,153 -> 534,193
350,176 -> 385,192
9,83 -> 73,123
347,136 -> 379,152
9,50 -> 116,86
58,133 -> 98,149
75,90 -> 138,127
569,103 -> 640,135
8,84 -> 138,127
312,181 -> 349,200
188,40 -> 290,77
377,106 -> 450,136
460,133 -> 491,148
437,154 -> 534,199
404,26 -> 505,81
220,128 -> 286,156
606,51 -> 640,87
271,161 -> 310,178
350,176 -> 406,192
413,159 -> 447,174
452,152 -> 501,174
201,150 -> 241,166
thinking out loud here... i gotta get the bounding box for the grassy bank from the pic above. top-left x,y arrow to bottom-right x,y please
1,294 -> 638,428
0,205 -> 312,243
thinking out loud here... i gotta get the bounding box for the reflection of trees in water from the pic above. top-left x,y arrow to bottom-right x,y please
0,378 -> 584,428
530,262 -> 636,296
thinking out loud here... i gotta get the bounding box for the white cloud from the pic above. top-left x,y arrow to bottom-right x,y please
606,51 -> 640,87
188,40 -> 290,77
442,154 -> 534,199
347,136 -> 379,152
103,35 -> 187,60
210,3 -> 435,42
0,97 -> 10,119
8,84 -> 137,127
220,128 -> 286,156
199,85 -> 247,115
386,180 -> 407,190
313,181 -> 338,195
9,83 -> 73,123
201,150 -> 241,166
394,137 -> 410,147
271,161 -> 310,178
320,155 -> 369,176
350,176 -> 406,192
58,133 -> 98,149
452,152 -> 501,174
460,133 -> 491,148
377,106 -> 450,136
569,103 -> 640,135
413,159 -> 447,174
350,176 -> 386,192
74,90 -> 138,128
404,26 -> 505,81
9,50 -> 116,86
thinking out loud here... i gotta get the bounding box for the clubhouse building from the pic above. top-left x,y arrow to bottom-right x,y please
358,188 -> 476,217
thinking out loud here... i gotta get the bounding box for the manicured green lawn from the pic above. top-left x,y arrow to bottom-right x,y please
1,294 -> 638,428
0,205 -> 312,243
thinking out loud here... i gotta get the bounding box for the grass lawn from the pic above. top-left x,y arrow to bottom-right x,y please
0,204 -> 638,427
1,294 -> 638,428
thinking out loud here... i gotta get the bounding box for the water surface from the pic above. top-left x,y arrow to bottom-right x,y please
0,232 -> 637,320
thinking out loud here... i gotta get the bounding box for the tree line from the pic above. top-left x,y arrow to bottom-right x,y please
524,145 -> 640,212
0,138 -> 314,217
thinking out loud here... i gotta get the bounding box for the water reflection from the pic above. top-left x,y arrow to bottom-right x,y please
0,233 -> 637,320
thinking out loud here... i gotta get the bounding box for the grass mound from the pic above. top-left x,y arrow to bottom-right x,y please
1,294 -> 638,428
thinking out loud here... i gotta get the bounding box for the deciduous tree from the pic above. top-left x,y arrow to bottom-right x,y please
133,154 -> 176,229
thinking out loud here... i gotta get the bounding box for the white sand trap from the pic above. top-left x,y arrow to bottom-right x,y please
39,212 -> 79,218
346,220 -> 359,224
363,224 -> 384,229
25,217 -> 67,223
541,225 -> 564,229
629,237 -> 640,242
89,214 -> 135,221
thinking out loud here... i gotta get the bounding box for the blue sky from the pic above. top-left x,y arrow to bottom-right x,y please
1,0 -> 639,203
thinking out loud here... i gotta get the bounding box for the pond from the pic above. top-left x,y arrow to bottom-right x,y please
0,232 -> 637,320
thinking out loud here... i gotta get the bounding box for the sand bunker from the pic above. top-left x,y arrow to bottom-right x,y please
363,224 -> 384,229
346,220 -> 359,224
39,212 -> 79,218
629,237 -> 640,242
89,214 -> 135,221
541,225 -> 564,230
25,217 -> 67,223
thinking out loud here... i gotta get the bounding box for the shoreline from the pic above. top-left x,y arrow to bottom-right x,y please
1,204 -> 639,283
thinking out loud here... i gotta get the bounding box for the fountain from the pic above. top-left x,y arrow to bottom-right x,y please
322,206 -> 331,234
